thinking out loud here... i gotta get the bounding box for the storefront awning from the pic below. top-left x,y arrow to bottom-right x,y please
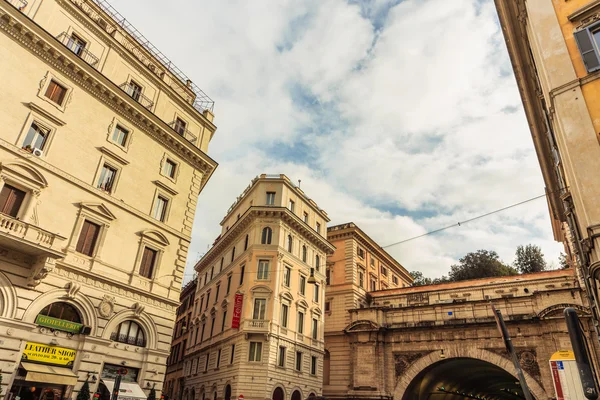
102,380 -> 147,400
21,362 -> 78,386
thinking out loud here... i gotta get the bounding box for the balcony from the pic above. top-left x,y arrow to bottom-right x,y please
0,213 -> 66,258
168,120 -> 198,144
110,332 -> 147,347
5,0 -> 27,10
243,319 -> 270,333
56,32 -> 99,68
119,82 -> 154,110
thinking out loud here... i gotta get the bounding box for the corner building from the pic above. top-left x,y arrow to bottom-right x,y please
0,0 -> 217,399
184,174 -> 335,400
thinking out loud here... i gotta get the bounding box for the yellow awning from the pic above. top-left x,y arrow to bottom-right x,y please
21,362 -> 78,386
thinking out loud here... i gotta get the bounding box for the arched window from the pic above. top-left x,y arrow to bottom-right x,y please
39,302 -> 81,323
111,320 -> 146,347
261,227 -> 272,244
291,391 -> 302,400
244,234 -> 249,251
315,255 -> 320,272
224,385 -> 232,400
302,245 -> 307,262
287,235 -> 293,252
231,246 -> 236,262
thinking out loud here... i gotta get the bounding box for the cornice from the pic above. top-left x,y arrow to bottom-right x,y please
27,102 -> 66,126
0,5 -> 217,175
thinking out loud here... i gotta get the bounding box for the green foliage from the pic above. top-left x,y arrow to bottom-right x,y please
448,250 -> 517,282
77,380 -> 91,400
410,271 -> 432,286
559,252 -> 570,269
513,244 -> 547,274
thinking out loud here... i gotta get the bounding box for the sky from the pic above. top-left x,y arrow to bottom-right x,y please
110,0 -> 564,281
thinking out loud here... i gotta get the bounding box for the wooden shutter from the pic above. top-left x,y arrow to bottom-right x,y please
574,28 -> 600,72
45,81 -> 67,105
76,220 -> 100,256
139,247 -> 157,278
0,185 -> 26,217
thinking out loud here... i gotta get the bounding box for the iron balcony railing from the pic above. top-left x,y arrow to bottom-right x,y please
5,0 -> 27,10
119,82 -> 153,110
56,32 -> 99,68
110,332 -> 146,347
168,120 -> 198,144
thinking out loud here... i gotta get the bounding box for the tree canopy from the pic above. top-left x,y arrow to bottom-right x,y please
513,244 -> 546,274
449,250 -> 517,281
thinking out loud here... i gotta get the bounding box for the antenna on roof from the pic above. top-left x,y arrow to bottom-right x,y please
298,179 -> 301,188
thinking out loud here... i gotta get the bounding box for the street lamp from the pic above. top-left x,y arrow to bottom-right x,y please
307,268 -> 317,285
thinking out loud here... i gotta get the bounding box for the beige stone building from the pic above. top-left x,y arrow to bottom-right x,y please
323,223 -> 412,400
182,174 -> 334,400
0,0 -> 216,399
493,0 -> 600,333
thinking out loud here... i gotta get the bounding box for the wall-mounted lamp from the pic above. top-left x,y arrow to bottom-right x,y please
439,349 -> 446,359
307,268 -> 317,285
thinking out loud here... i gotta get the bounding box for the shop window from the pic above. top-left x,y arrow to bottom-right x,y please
110,320 -> 146,347
39,302 -> 81,323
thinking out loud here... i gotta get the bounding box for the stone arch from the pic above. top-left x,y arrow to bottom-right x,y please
0,270 -> 18,319
290,388 -> 303,400
537,303 -> 590,319
394,347 -> 548,400
271,386 -> 285,400
102,309 -> 158,349
223,383 -> 232,400
22,288 -> 98,333
191,388 -> 196,400
139,229 -> 170,246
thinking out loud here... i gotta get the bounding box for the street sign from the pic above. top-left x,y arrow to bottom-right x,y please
550,351 -> 587,399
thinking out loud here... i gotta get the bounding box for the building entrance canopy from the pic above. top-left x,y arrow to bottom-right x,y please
21,362 -> 78,386
101,380 -> 147,400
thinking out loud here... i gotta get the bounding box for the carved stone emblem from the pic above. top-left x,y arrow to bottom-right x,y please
98,295 -> 115,318
394,351 -> 435,377
65,282 -> 81,299
132,302 -> 145,316
485,347 -> 542,383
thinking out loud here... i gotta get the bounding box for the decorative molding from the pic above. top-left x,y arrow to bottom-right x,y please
79,202 -> 117,222
393,351 -> 435,377
153,179 -> 178,196
97,146 -> 130,165
485,347 -> 542,384
26,102 -> 66,126
132,302 -> 145,316
65,281 -> 81,298
98,294 -> 115,318
568,0 -> 600,22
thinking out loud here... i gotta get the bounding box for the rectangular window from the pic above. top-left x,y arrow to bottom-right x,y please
257,260 -> 269,280
575,26 -> 600,72
370,278 -> 376,292
215,284 -> 221,303
0,184 -> 26,218
299,275 -> 306,296
204,354 -> 209,371
281,303 -> 289,328
226,275 -> 232,294
381,266 -> 388,276
278,346 -> 286,367
44,80 -> 67,105
221,310 -> 227,331
163,159 -> 177,179
211,266 -> 214,280
112,125 -> 129,147
284,266 -> 291,287
174,117 -> 187,135
358,248 -> 365,259
128,80 -> 143,101
210,317 -> 215,337
326,269 -> 331,285
266,192 -> 275,205
296,351 -> 302,371
200,323 -> 205,343
216,349 -> 221,368
325,301 -> 330,313
297,311 -> 304,334
205,291 -> 210,310
392,275 -> 399,285
288,199 -> 295,212
314,283 -> 319,303
316,222 -> 321,234
240,265 -> 245,285
312,318 -> 318,340
230,344 -> 235,364
22,122 -> 49,150
358,270 -> 364,288
303,212 -> 309,223
139,247 -> 157,278
97,164 -> 117,193
249,342 -> 262,362
66,33 -> 86,56
253,298 -> 266,320
199,296 -> 204,312
152,195 -> 169,222
76,220 -> 100,256
311,356 -> 317,375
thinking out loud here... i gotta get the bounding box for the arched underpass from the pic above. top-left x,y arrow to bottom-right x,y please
402,358 -> 533,400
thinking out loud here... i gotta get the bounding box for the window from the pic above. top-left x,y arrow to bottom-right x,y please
312,318 -> 318,340
257,260 -> 269,280
261,227 -> 272,244
174,117 -> 187,136
216,349 -> 221,369
278,346 -> 286,367
315,255 -> 320,272
39,302 -> 81,323
199,296 -> 204,312
0,184 -> 26,218
311,356 -> 317,375
288,199 -> 295,212
370,277 -> 376,292
575,24 -> 600,72
76,220 -> 100,256
244,234 -> 249,251
314,283 -> 320,303
249,342 -> 262,362
381,266 -> 388,276
326,269 -> 331,285
358,269 -> 364,288
128,80 -> 143,101
357,248 -> 365,259
215,284 -> 220,303
97,164 -> 117,193
266,192 -> 275,205
325,301 -> 330,313
230,344 -> 236,364
284,266 -> 291,287
22,122 -> 50,151
111,321 -> 146,347
296,351 -> 303,371
303,212 -> 309,223
163,159 -> 177,179
220,257 -> 224,271
210,317 -> 215,337
139,247 -> 158,278
316,222 -> 321,234
226,275 -> 232,294
281,303 -> 289,328
205,291 -> 210,309
302,245 -> 307,262
299,275 -> 306,296
392,275 -> 399,285
152,195 -> 169,222
239,265 -> 245,285
221,311 -> 227,332
44,80 -> 67,105
204,354 -> 209,371
297,311 -> 304,334
370,258 -> 375,267
200,323 -> 205,343
287,235 -> 293,252
253,298 -> 266,320
210,266 -> 214,280
112,125 -> 129,147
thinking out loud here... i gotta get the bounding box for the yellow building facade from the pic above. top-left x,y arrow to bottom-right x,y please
183,174 -> 334,400
494,0 -> 600,336
0,0 -> 216,399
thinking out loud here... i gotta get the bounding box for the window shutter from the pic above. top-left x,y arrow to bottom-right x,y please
77,220 -> 100,256
0,185 -> 26,217
139,247 -> 157,278
574,29 -> 600,72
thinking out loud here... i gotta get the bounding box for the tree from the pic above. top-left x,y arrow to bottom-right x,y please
559,252 -> 570,269
77,380 -> 91,400
513,244 -> 547,274
448,250 -> 517,282
409,271 -> 432,286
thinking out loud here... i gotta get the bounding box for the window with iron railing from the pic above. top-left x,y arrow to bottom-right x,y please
56,32 -> 99,68
120,81 -> 153,110
110,320 -> 146,347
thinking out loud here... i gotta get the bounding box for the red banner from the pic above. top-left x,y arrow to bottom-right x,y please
232,293 -> 243,329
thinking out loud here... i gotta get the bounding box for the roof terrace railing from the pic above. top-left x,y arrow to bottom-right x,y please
56,32 -> 100,68
5,0 -> 27,10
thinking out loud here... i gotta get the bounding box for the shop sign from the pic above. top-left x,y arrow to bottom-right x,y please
232,293 -> 243,329
35,314 -> 83,334
22,341 -> 77,366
